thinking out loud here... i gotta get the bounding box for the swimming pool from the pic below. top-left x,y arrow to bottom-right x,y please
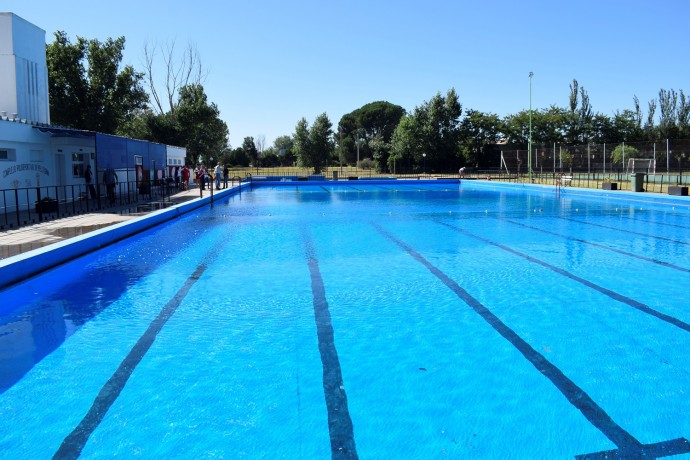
1,181 -> 689,459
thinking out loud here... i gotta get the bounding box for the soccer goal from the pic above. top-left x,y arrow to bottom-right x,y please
626,158 -> 656,175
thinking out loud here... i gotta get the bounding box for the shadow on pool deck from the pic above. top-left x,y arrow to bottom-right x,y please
0,187 -> 209,260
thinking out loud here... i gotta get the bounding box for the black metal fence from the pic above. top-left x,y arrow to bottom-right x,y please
467,168 -> 688,193
499,139 -> 690,176
1,180 -> 181,230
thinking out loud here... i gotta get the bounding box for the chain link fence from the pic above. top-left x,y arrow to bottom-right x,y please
499,139 -> 690,176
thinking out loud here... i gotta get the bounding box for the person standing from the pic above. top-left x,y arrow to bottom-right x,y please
214,163 -> 222,190
223,164 -> 229,189
103,166 -> 118,205
181,165 -> 190,190
84,164 -> 97,200
198,165 -> 206,190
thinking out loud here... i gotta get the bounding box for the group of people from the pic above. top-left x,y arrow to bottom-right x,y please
84,162 -> 233,205
84,164 -> 118,204
190,163 -> 230,191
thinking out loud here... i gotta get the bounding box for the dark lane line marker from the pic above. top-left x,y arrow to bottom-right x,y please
373,222 -> 689,459
503,218 -> 690,274
618,214 -> 690,230
53,263 -> 209,460
303,229 -> 358,459
438,221 -> 690,334
557,216 -> 690,246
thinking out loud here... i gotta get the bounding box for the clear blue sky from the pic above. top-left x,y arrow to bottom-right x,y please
5,0 -> 689,148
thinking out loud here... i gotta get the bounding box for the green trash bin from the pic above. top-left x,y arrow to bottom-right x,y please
332,170 -> 338,181
630,172 -> 645,192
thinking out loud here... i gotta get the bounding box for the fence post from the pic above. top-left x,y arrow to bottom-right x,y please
587,144 -> 590,173
14,188 -> 20,226
36,186 -> 43,220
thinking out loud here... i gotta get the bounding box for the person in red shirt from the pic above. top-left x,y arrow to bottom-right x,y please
181,165 -> 191,190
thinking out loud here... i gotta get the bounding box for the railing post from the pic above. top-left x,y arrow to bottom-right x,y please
14,189 -> 20,226
36,186 -> 43,220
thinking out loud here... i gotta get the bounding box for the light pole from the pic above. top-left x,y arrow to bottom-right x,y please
356,137 -> 361,168
339,125 -> 343,175
423,153 -> 427,175
528,71 -> 534,183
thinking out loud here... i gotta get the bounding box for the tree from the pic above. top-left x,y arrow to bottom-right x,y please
143,40 -> 206,116
658,89 -> 679,139
503,106 -> 572,148
565,79 -> 593,143
338,101 -> 405,171
273,135 -> 296,166
368,134 -> 389,172
458,109 -> 503,167
611,143 -> 640,166
390,116 -> 415,171
589,113 -> 616,144
227,147 -> 249,167
569,79 -> 579,114
255,135 -> 266,166
609,110 -> 643,143
645,99 -> 657,139
242,137 -> 258,166
120,84 -> 228,165
678,90 -> 690,139
577,86 -> 594,142
390,89 -> 461,172
46,31 -> 148,134
175,84 -> 229,165
294,113 -> 333,174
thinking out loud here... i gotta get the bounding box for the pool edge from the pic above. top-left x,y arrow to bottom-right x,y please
0,183 -> 250,290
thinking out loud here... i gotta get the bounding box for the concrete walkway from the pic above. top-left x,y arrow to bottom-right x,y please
0,187 -> 209,260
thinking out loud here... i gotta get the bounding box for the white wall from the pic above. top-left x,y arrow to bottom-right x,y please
0,121 -> 95,190
166,145 -> 186,166
0,13 -> 50,124
0,122 -> 49,189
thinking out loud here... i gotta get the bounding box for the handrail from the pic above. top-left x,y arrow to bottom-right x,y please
230,176 -> 243,195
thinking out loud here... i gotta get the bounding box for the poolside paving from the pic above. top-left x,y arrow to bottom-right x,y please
0,188 -> 206,260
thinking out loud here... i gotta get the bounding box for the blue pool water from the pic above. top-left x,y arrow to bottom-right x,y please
1,181 -> 690,459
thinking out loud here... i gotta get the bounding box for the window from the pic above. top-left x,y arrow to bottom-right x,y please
72,152 -> 85,177
0,149 -> 17,161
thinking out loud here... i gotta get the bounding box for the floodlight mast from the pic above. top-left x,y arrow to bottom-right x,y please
528,71 -> 534,183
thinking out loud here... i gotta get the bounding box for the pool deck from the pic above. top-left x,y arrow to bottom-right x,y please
0,187 -> 206,260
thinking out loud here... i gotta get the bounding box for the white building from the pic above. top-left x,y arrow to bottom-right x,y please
0,12 -> 50,126
0,12 -> 186,216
